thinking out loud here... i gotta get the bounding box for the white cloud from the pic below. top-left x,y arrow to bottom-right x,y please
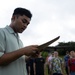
0,0 -> 75,46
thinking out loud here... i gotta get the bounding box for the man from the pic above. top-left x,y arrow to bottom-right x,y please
45,54 -> 50,75
64,51 -> 70,75
68,50 -> 75,75
51,51 -> 64,75
48,52 -> 54,74
26,57 -> 35,75
0,7 -> 39,75
69,50 -> 75,58
33,53 -> 46,75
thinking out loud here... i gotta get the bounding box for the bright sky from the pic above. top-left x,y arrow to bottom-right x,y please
0,0 -> 75,46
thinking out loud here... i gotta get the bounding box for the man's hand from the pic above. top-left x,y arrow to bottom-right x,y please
22,45 -> 39,56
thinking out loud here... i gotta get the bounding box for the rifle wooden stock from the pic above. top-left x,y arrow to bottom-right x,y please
37,36 -> 60,52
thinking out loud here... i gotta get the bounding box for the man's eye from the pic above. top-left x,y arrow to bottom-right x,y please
22,20 -> 27,23
22,19 -> 29,25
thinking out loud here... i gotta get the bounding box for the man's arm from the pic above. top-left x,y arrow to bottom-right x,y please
44,62 -> 47,75
0,48 -> 24,66
68,59 -> 71,75
0,45 -> 38,66
50,59 -> 53,75
33,62 -> 36,75
68,66 -> 70,75
61,61 -> 65,75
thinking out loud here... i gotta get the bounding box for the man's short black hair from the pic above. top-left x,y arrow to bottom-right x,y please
13,7 -> 32,19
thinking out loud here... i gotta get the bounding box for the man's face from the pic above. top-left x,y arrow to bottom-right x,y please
13,15 -> 31,33
70,51 -> 75,57
54,52 -> 58,57
70,51 -> 74,55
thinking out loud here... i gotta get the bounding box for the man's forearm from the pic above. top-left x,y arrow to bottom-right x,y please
0,48 -> 25,66
61,63 -> 65,74
68,66 -> 70,74
0,45 -> 38,66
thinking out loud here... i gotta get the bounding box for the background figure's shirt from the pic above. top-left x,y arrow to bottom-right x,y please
64,55 -> 70,67
0,26 -> 27,75
68,58 -> 75,72
48,56 -> 54,69
28,58 -> 35,75
51,57 -> 63,73
34,57 -> 45,75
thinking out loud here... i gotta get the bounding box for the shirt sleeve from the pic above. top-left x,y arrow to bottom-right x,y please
0,29 -> 6,57
61,58 -> 64,63
50,58 -> 53,64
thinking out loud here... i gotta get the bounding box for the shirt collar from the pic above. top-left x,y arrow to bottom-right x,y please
5,25 -> 19,38
5,25 -> 15,34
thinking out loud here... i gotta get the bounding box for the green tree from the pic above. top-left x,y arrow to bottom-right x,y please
56,41 -> 75,55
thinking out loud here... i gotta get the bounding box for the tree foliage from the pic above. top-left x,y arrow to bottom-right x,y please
56,41 -> 75,55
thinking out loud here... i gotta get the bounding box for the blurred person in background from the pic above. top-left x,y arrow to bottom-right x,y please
48,52 -> 55,74
33,53 -> 46,75
68,50 -> 75,75
64,51 -> 70,75
51,51 -> 64,75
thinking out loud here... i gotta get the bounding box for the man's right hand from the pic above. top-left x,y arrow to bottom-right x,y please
22,45 -> 39,56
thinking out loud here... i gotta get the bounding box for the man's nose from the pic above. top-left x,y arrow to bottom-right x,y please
24,24 -> 27,28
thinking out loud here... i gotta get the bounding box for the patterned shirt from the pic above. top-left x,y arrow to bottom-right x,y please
51,57 -> 63,73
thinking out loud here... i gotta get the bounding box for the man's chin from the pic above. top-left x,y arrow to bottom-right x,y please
18,30 -> 24,33
19,29 -> 25,33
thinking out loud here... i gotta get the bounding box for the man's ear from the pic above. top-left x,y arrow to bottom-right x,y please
11,15 -> 16,21
11,15 -> 19,21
